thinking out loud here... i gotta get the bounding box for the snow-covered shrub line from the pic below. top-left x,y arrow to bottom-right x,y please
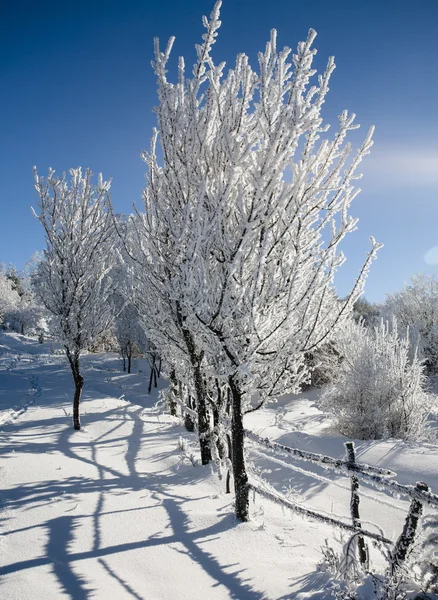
248,482 -> 393,545
244,429 -> 395,477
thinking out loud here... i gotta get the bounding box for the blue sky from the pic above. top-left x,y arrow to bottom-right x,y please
1,0 -> 438,301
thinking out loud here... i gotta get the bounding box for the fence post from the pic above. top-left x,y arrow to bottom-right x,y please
390,481 -> 429,577
345,441 -> 368,567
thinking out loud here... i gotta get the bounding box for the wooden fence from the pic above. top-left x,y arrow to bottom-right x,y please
244,429 -> 438,575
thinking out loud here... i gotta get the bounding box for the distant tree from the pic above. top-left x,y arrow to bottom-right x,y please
0,265 -> 20,325
32,167 -> 115,430
5,265 -> 25,297
113,300 -> 141,374
352,296 -> 380,326
384,273 -> 438,373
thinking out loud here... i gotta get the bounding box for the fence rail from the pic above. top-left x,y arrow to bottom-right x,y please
245,429 -> 436,576
248,482 -> 393,545
244,429 -> 438,508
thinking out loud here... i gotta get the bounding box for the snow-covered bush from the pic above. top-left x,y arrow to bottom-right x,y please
321,318 -> 431,441
3,302 -> 44,335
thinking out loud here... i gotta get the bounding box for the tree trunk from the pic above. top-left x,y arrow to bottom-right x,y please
176,301 -> 211,464
169,370 -> 178,416
127,353 -> 132,374
73,373 -> 84,430
148,366 -> 154,394
193,364 -> 212,465
66,347 -> 84,431
229,375 -> 249,521
184,394 -> 196,432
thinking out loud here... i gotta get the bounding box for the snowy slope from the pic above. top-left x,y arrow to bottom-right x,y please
1,333 -> 437,599
0,334 -> 336,599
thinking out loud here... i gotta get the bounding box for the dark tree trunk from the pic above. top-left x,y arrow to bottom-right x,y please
169,370 -> 178,416
127,353 -> 132,374
73,373 -> 84,430
184,395 -> 196,432
153,366 -> 157,388
66,347 -> 84,431
175,301 -> 211,464
148,366 -> 154,394
226,432 -> 233,494
193,363 -> 212,465
229,375 -> 249,521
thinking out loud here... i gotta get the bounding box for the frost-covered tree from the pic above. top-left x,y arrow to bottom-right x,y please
0,265 -> 20,325
321,318 -> 431,440
384,273 -> 438,374
116,209 -> 214,465
114,301 -> 140,373
4,296 -> 45,336
32,167 -> 115,430
352,296 -> 380,326
142,1 -> 380,520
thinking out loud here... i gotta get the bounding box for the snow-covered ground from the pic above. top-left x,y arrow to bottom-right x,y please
0,333 -> 437,599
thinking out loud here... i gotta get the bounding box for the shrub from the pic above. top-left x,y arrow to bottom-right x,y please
321,318 -> 432,441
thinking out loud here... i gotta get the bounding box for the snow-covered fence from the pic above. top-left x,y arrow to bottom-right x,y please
244,429 -> 438,507
245,430 -> 438,575
247,482 -> 392,545
244,429 -> 395,478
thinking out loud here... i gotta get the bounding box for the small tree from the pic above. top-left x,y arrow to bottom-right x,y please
321,318 -> 431,440
32,167 -> 115,430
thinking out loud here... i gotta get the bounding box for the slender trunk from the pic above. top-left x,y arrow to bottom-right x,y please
193,363 -> 212,465
73,373 -> 84,430
225,433 -> 232,494
176,303 -> 211,464
148,367 -> 154,394
169,370 -> 178,416
127,353 -> 132,374
229,375 -> 249,521
184,394 -> 196,432
153,366 -> 157,388
66,347 -> 84,431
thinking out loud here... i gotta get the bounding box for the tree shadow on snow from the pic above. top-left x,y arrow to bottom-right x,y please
1,400 -> 267,599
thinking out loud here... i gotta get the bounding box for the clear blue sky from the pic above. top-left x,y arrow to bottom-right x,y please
1,0 -> 438,301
